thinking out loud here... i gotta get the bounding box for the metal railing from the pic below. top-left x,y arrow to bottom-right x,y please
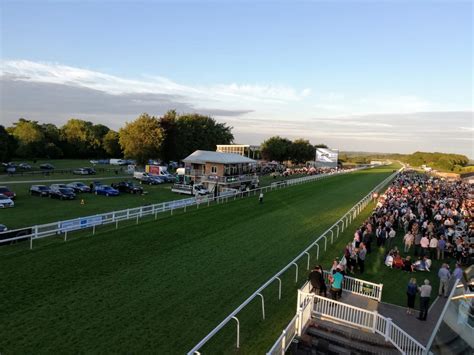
267,296 -> 314,355
270,291 -> 426,355
0,167 -> 366,248
187,167 -> 400,354
298,271 -> 383,304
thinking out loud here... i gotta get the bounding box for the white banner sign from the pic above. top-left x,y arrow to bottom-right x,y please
316,148 -> 338,164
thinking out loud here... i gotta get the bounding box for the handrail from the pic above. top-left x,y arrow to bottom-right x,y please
0,167 -> 366,247
270,290 -> 426,355
187,167 -> 401,354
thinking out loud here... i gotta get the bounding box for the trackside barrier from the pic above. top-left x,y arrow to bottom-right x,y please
187,167 -> 401,354
298,271 -> 383,304
269,291 -> 426,355
0,167 -> 368,249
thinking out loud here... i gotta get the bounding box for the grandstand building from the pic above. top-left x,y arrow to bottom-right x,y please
182,150 -> 258,193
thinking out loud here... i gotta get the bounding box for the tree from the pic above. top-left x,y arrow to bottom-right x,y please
8,118 -> 45,158
41,123 -> 63,158
0,125 -> 17,162
290,139 -> 315,164
159,110 -> 178,162
166,113 -> 233,160
60,119 -> 101,158
260,136 -> 292,162
119,113 -> 164,165
103,130 -> 122,157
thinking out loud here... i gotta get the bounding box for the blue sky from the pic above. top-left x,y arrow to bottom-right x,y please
1,0 -> 473,156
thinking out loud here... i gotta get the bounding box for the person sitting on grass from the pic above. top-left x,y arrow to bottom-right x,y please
403,255 -> 414,272
393,253 -> 404,269
385,252 -> 394,268
413,256 -> 432,272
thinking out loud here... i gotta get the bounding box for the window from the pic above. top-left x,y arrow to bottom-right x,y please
211,166 -> 217,174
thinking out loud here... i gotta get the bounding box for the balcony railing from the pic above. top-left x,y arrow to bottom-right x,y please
201,174 -> 258,184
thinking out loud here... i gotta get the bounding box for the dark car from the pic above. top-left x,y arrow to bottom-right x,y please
50,188 -> 76,200
141,176 -> 164,185
160,173 -> 177,183
40,163 -> 55,170
66,182 -> 91,193
30,185 -> 51,197
0,224 -> 7,232
111,181 -> 144,194
0,186 -> 16,199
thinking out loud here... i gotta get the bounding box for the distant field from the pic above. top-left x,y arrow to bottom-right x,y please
0,165 -> 396,354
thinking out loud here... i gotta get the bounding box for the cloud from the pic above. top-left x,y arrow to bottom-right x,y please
1,60 -> 310,106
1,59 -> 472,157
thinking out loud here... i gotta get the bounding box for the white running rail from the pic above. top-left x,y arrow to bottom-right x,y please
0,167 -> 366,248
188,167 -> 401,354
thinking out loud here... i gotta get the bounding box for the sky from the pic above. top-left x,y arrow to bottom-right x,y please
0,0 -> 473,157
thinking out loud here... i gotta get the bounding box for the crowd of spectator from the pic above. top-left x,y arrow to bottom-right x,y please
308,170 -> 473,321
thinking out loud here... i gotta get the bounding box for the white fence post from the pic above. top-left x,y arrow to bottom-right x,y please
372,310 -> 378,333
304,251 -> 310,270
232,316 -> 240,349
292,262 -> 299,282
257,293 -> 265,320
276,277 -> 282,300
384,317 -> 392,341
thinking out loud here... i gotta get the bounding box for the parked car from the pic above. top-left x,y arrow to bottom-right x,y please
141,176 -> 164,185
159,173 -> 176,183
50,184 -> 70,191
30,185 -> 51,197
49,188 -> 76,200
111,181 -> 144,194
94,185 -> 119,196
0,194 -> 15,208
66,182 -> 91,193
0,186 -> 16,199
0,224 -> 7,232
40,163 -> 55,170
18,163 -> 32,170
73,167 -> 96,175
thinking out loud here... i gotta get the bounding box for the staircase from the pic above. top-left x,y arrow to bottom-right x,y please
288,317 -> 399,355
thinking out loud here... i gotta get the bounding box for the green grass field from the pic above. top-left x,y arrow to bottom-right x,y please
0,165 -> 396,354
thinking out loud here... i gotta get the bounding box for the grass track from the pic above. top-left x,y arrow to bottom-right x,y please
0,165 -> 396,353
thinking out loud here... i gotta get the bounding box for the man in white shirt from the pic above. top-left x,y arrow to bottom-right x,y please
420,235 -> 430,257
418,279 -> 432,321
429,236 -> 438,260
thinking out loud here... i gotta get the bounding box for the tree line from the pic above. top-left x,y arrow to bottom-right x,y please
260,136 -> 327,164
0,111 -> 233,165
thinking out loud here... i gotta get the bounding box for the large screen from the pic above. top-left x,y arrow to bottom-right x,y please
315,148 -> 339,167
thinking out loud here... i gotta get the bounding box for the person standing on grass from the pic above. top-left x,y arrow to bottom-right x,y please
357,243 -> 367,274
414,232 -> 422,256
429,235 -> 438,260
437,236 -> 446,260
420,235 -> 430,257
403,231 -> 414,253
259,192 -> 264,204
418,279 -> 432,321
406,278 -> 418,314
438,263 -> 451,297
387,227 -> 396,249
453,263 -> 463,280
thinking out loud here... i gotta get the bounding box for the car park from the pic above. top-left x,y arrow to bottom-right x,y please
0,186 -> 16,199
0,194 -> 15,208
30,185 -> 51,197
66,182 -> 91,193
111,181 -> 144,194
40,163 -> 55,170
94,185 -> 119,196
49,188 -> 76,200
73,167 -> 96,175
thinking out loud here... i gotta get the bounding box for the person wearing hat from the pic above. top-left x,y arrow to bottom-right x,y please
417,279 -> 432,321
